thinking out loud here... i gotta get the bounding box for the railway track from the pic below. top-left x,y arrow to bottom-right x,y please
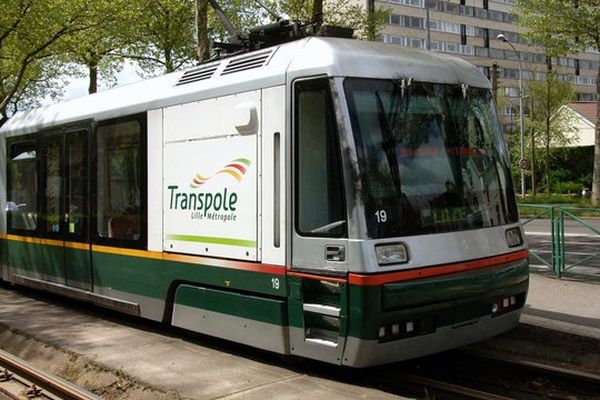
384,349 -> 600,399
0,349 -> 100,400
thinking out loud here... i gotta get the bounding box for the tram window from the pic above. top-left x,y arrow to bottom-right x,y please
96,120 -> 143,242
294,78 -> 347,237
7,142 -> 38,231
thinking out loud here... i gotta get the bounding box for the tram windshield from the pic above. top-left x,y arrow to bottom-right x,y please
344,78 -> 518,238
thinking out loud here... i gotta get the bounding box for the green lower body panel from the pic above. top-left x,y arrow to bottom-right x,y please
336,259 -> 529,366
65,246 -> 91,290
172,284 -> 289,353
92,251 -> 166,300
347,260 -> 529,342
6,240 -> 64,284
381,259 -> 528,310
1,238 -> 286,324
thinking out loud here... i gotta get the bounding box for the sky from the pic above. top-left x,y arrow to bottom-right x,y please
56,61 -> 144,103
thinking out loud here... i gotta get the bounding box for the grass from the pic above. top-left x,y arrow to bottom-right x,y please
518,195 -> 600,217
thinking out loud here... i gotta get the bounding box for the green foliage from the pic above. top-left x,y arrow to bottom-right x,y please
515,0 -> 600,204
129,0 -> 198,74
519,195 -> 581,205
549,146 -> 594,186
207,0 -> 268,43
1,0 -> 388,116
523,71 -> 577,193
514,145 -> 594,195
551,181 -> 582,194
205,0 -> 388,44
515,0 -> 600,53
109,0 -> 389,80
526,74 -> 576,147
63,0 -> 142,92
0,0 -> 100,120
518,200 -> 600,217
273,0 -> 389,39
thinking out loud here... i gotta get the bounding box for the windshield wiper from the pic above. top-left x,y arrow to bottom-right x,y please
375,91 -> 403,195
394,77 -> 413,99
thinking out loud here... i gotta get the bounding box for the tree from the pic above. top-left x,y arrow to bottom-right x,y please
129,0 -> 199,75
515,0 -> 600,204
276,0 -> 388,39
526,71 -> 576,194
0,0 -> 98,126
197,0 -> 389,61
64,0 -> 141,93
206,0 -> 269,44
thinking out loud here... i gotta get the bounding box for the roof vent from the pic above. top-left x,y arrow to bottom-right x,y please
176,63 -> 219,86
221,49 -> 274,76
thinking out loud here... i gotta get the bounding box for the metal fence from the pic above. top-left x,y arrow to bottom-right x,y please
520,204 -> 600,279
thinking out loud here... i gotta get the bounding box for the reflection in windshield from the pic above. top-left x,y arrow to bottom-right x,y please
344,78 -> 518,238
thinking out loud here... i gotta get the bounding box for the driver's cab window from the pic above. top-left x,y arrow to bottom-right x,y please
294,78 -> 347,237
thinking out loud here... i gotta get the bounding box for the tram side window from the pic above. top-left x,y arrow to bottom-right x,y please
96,120 -> 143,242
295,78 -> 347,237
7,142 -> 38,231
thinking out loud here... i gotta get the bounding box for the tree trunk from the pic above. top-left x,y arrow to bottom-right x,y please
165,48 -> 174,73
196,0 -> 210,62
312,0 -> 323,24
544,65 -> 555,195
88,62 -> 98,94
545,67 -> 552,195
545,124 -> 550,193
365,0 -> 375,41
530,98 -> 536,196
0,111 -> 7,129
592,56 -> 600,206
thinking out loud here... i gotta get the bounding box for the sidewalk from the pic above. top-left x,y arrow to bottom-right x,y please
522,271 -> 600,340
0,284 -> 400,400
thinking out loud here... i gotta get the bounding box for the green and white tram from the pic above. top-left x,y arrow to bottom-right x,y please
0,37 -> 528,367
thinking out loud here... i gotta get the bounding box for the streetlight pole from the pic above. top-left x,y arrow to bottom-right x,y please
497,33 -> 525,198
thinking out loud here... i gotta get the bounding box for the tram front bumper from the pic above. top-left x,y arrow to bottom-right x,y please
341,260 -> 529,367
341,308 -> 522,367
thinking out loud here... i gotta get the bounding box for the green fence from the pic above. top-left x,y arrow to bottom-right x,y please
519,204 -> 600,279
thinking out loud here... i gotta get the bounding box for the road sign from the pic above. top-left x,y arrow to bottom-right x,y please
519,159 -> 529,170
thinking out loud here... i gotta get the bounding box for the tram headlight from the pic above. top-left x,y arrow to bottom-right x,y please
375,243 -> 409,265
505,227 -> 523,248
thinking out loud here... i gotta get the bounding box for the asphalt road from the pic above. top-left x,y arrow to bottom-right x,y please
522,218 -> 600,281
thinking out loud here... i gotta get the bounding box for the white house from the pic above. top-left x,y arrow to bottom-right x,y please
555,102 -> 597,147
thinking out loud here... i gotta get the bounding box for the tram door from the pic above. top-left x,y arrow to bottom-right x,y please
43,128 -> 91,290
290,78 -> 349,363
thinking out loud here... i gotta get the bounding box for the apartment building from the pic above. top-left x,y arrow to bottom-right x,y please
369,0 -> 598,132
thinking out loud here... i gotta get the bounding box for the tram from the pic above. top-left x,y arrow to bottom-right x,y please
0,33 -> 528,367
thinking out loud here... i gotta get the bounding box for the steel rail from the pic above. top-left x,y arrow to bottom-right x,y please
0,349 -> 101,400
392,350 -> 600,399
400,373 -> 513,400
1,369 -> 57,400
464,350 -> 600,385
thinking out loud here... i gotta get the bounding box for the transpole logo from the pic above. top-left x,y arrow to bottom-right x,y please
190,158 -> 251,188
167,157 -> 252,223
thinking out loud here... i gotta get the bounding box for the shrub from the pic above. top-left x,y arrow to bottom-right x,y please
551,181 -> 583,194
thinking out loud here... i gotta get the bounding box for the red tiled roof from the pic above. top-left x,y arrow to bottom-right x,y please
569,102 -> 597,124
